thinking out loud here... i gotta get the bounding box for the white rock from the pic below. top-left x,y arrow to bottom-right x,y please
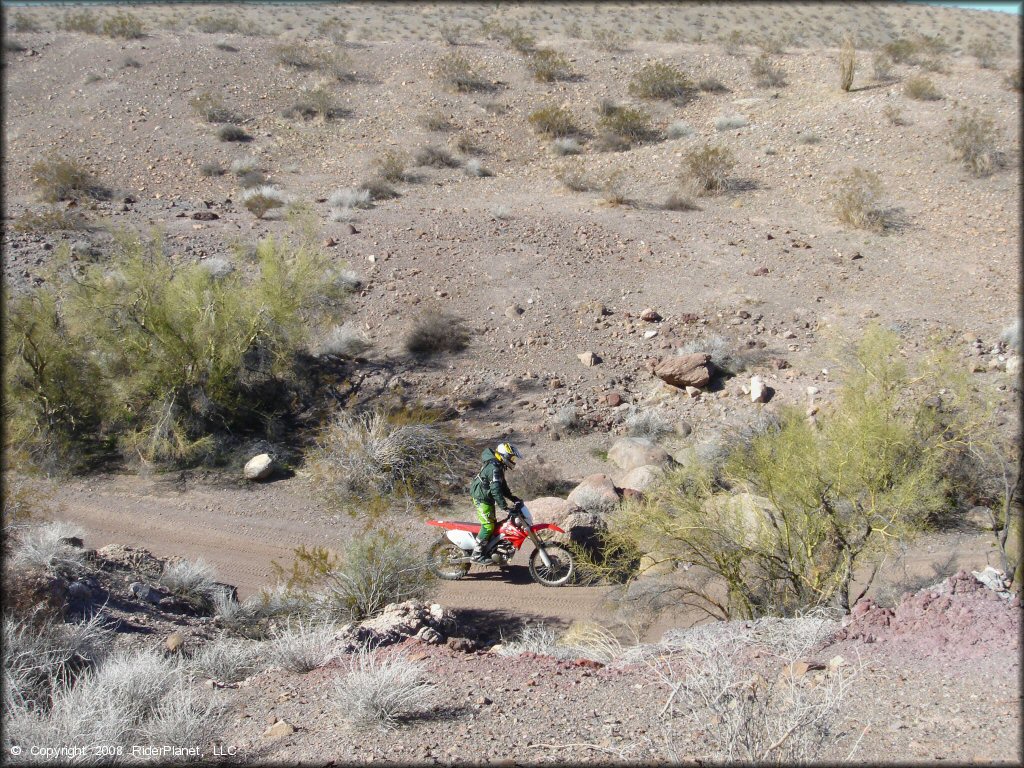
578,351 -> 600,367
750,375 -> 767,403
244,453 -> 274,481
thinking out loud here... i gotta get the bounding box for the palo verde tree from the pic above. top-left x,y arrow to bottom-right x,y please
599,325 -> 1013,619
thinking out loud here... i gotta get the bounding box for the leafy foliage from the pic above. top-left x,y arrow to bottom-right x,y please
628,62 -> 693,102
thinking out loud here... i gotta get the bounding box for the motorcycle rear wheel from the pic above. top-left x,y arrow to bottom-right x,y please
528,542 -> 575,587
428,538 -> 471,580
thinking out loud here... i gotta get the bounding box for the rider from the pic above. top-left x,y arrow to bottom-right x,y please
469,442 -> 522,563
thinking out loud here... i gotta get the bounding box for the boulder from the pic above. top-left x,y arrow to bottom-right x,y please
165,632 -> 185,654
525,497 -> 573,525
750,375 -> 768,403
608,437 -> 671,472
552,509 -> 607,551
130,581 -> 163,604
567,474 -> 619,511
244,453 -> 274,481
616,464 -> 666,493
348,600 -> 450,648
655,353 -> 713,389
703,492 -> 780,548
263,720 -> 295,740
578,351 -> 600,367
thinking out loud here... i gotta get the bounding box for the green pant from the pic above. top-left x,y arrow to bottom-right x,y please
473,499 -> 496,545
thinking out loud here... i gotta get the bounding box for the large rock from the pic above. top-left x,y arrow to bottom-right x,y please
703,492 -> 780,548
344,600 -> 452,649
616,464 -> 666,493
244,453 -> 274,481
608,437 -> 671,472
552,508 -> 607,551
655,353 -> 713,389
525,497 -> 572,525
567,474 -> 620,512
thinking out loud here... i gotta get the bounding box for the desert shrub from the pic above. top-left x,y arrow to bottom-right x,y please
58,10 -> 99,34
662,193 -> 700,212
492,205 -> 512,220
158,558 -> 221,610
599,169 -> 630,205
751,54 -> 786,87
5,39 -> 27,52
721,29 -> 748,56
714,115 -> 747,131
698,76 -> 727,93
527,105 -> 580,138
555,160 -> 594,192
3,233 -> 346,471
872,52 -> 894,81
480,18 -> 535,53
676,333 -> 743,375
1005,67 -> 1021,92
268,618 -> 341,673
122,56 -> 142,69
667,121 -> 694,140
596,105 -> 656,146
12,13 -> 40,32
6,647 -> 227,754
238,169 -> 267,188
452,133 -> 484,156
884,37 -> 919,64
949,109 -> 998,177
435,52 -> 491,92
322,532 -> 436,622
405,309 -> 470,355
420,109 -> 455,132
308,410 -> 462,510
628,62 -> 693,102
187,638 -> 262,683
1000,319 -> 1021,354
317,324 -> 371,359
591,28 -> 627,52
101,11 -> 144,39
200,162 -> 224,178
9,521 -> 86,576
551,137 -> 582,156
334,646 -> 436,729
463,159 -> 491,177
601,325 -> 957,618
495,622 -> 566,657
373,150 -> 409,183
359,178 -> 400,201
904,75 -> 941,100
514,460 -> 573,499
229,156 -> 259,175
13,208 -> 92,233
682,144 -> 735,195
625,408 -> 672,440
190,91 -> 240,124
29,155 -> 105,203
328,188 -> 373,211
966,39 -> 999,70
839,34 -> 855,92
193,13 -> 247,34
284,84 -> 343,121
316,18 -> 349,45
526,48 -> 574,82
653,617 -> 854,762
3,613 -> 113,711
883,104 -> 907,126
414,145 -> 461,168
273,41 -> 320,69
241,186 -> 287,218
831,168 -> 885,231
218,124 -> 251,142
797,133 -> 821,145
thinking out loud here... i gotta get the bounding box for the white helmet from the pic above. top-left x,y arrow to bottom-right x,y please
494,442 -> 522,468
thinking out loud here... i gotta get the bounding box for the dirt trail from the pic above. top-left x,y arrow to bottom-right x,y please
49,474 -> 998,643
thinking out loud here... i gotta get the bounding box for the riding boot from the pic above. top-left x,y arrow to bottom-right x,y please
471,536 -> 491,563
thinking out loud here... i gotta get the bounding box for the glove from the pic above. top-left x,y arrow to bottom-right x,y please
511,496 -> 522,505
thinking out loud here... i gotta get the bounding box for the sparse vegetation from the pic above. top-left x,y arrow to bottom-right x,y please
555,160 -> 594,192
698,76 -> 727,93
29,155 -> 105,203
373,150 -> 410,183
14,208 -> 92,233
268,618 -> 341,673
832,167 -> 886,231
839,34 -> 856,92
551,137 -> 582,156
682,144 -> 735,195
949,109 -> 998,177
463,159 -> 491,177
190,91 -> 241,124
414,145 -> 461,168
58,10 -> 100,34
435,52 -> 491,93
667,121 -> 695,140
217,125 -> 251,142
9,520 -> 87,576
628,62 -> 693,103
405,309 -> 470,355
872,52 -> 894,82
159,558 -> 223,610
526,48 -> 574,82
625,408 -> 672,440
751,53 -> 786,87
904,75 -> 941,101
101,11 -> 145,39
662,193 -> 700,212
284,84 -> 344,121
883,104 -> 908,126
334,646 -> 436,729
527,105 -> 580,138
714,115 -> 747,131
193,13 -> 255,35
12,12 -> 40,33
420,109 -> 455,132
968,38 -> 999,69
317,324 -> 371,359
596,104 -> 656,147
241,186 -> 287,218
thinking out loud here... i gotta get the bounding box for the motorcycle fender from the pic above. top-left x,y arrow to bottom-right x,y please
446,529 -> 477,550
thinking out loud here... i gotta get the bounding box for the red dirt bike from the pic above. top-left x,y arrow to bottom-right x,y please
426,501 -> 575,587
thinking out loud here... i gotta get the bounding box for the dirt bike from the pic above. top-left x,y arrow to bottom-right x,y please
426,501 -> 575,587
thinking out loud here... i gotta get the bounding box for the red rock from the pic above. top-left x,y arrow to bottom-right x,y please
654,353 -> 713,389
605,392 -> 622,407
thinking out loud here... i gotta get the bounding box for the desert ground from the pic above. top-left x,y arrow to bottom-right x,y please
2,1 -> 1021,764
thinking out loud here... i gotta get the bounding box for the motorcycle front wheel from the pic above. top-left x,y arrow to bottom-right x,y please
428,538 -> 471,580
528,542 -> 575,587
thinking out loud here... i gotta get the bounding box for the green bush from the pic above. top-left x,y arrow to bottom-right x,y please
526,48 -> 574,82
3,233 -> 347,471
596,105 -> 656,146
750,54 -> 785,87
58,10 -> 99,34
597,326 -> 956,618
405,309 -> 470,355
435,53 -> 492,93
527,105 -> 579,138
30,155 -> 105,203
968,38 -> 999,69
218,125 -> 251,142
628,62 -> 693,102
101,11 -> 144,39
190,92 -> 241,124
13,13 -> 40,33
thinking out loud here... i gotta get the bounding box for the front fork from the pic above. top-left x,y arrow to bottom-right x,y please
527,529 -> 554,568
